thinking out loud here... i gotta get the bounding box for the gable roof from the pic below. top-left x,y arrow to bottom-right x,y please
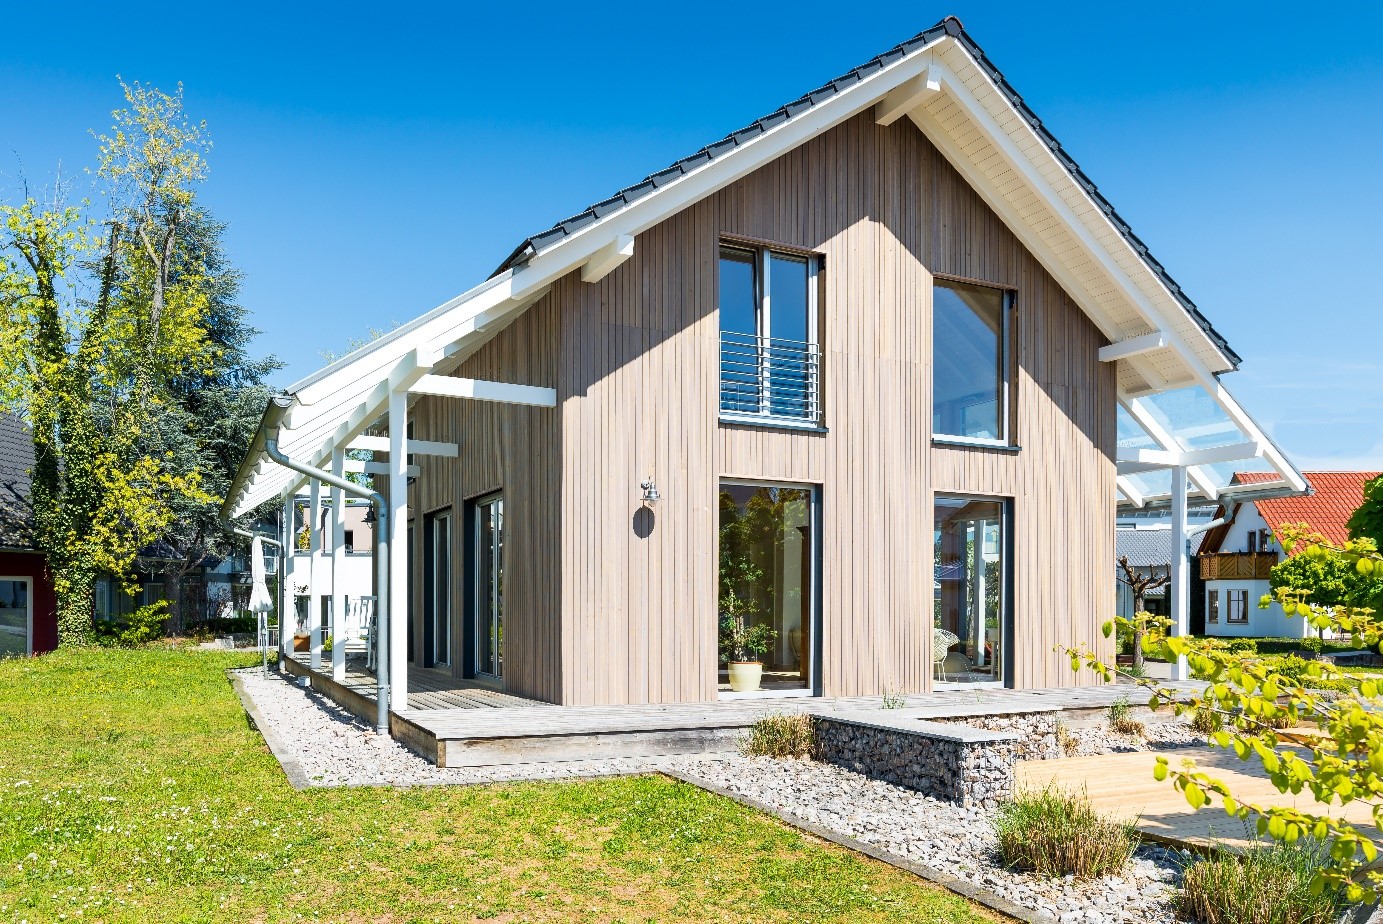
224,15 -> 1293,519
497,15 -> 1240,368
1198,471 -> 1379,553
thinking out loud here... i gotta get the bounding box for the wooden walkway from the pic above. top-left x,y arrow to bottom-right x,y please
1015,746 -> 1380,852
284,654 -> 543,710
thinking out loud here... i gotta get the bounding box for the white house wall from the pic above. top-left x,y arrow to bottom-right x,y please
1203,578 -> 1304,638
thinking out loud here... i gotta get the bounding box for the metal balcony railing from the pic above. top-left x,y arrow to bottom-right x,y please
719,331 -> 821,423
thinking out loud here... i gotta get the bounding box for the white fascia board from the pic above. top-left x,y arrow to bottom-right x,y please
1196,378 -> 1308,495
347,435 -> 459,457
409,375 -> 557,407
502,37 -> 950,303
1099,331 -> 1168,363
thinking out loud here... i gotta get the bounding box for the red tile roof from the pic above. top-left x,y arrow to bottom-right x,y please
1244,471 -> 1381,547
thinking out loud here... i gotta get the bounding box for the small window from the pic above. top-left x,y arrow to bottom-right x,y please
718,243 -> 820,425
1207,589 -> 1219,624
933,278 -> 1012,443
344,530 -> 355,552
1226,589 -> 1249,624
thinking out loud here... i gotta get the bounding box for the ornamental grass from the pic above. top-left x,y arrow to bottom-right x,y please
993,786 -> 1137,879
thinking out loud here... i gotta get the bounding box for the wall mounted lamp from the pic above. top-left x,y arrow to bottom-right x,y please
640,477 -> 661,506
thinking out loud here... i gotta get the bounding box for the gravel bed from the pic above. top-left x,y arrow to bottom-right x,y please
1060,720 -> 1203,757
232,667 -> 668,786
666,754 -> 1194,924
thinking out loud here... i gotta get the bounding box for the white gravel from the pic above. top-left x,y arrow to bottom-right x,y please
670,754 -> 1195,924
232,666 -> 669,786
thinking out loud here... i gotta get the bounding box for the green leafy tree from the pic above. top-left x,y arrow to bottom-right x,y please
1347,474 -> 1383,549
1067,525 -> 1383,903
0,81 -> 218,644
1269,522 -> 1383,614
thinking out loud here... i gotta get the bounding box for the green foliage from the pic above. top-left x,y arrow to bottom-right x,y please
0,647 -> 991,923
1347,474 -> 1383,549
741,713 -> 816,759
1070,525 -> 1383,902
1108,696 -> 1146,737
1225,638 -> 1259,656
95,600 -> 169,647
993,787 -> 1137,879
1178,841 -> 1343,924
0,80 -> 252,644
1300,635 -> 1324,654
1269,528 -> 1383,610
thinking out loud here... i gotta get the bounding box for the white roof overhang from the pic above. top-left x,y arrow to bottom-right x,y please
224,27 -> 1304,521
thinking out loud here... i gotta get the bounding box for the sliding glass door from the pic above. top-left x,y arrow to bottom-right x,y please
933,496 -> 1009,686
472,493 -> 504,679
717,482 -> 817,696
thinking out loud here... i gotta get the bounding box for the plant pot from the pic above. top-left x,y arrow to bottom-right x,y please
292,633 -> 310,653
728,661 -> 763,692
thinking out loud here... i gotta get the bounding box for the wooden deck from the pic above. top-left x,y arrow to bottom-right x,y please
1015,746 -> 1380,852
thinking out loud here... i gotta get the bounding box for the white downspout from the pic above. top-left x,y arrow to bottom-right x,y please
330,449 -> 347,683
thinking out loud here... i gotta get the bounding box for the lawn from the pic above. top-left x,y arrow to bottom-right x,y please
0,647 -> 995,924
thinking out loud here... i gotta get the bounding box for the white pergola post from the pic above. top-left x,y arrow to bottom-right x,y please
388,389 -> 410,708
280,495 -> 295,665
1170,465 -> 1190,681
330,448 -> 347,682
308,478 -> 323,670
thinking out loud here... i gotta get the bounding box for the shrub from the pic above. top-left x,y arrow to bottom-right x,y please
1108,696 -> 1146,738
1179,842 -> 1342,924
1300,636 -> 1325,655
881,689 -> 906,709
1191,705 -> 1223,736
741,713 -> 815,759
1225,638 -> 1259,656
95,601 -> 169,647
1055,720 -> 1080,756
994,787 -> 1137,879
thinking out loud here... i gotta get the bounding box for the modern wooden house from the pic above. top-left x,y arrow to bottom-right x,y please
225,17 -> 1304,724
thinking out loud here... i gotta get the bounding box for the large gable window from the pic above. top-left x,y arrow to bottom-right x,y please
933,278 -> 1012,444
719,243 -> 820,426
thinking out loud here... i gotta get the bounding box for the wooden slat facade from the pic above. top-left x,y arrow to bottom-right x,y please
404,110 -> 1117,705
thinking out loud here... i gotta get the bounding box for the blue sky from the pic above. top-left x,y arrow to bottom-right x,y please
4,2 -> 1381,470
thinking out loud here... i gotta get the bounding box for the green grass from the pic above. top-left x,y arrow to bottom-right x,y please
0,647 -> 995,924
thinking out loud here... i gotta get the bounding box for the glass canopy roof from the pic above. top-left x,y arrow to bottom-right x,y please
1115,385 -> 1304,510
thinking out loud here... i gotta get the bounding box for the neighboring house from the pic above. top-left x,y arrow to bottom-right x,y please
225,17 -> 1304,712
1115,527 -> 1172,619
1198,471 -> 1380,638
287,494 -> 375,638
0,413 -> 58,656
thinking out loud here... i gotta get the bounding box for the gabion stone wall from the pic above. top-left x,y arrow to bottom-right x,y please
812,715 -> 1017,810
934,711 -> 1062,761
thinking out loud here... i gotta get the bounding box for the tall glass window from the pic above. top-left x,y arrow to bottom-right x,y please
718,483 -> 816,695
719,244 -> 820,424
933,279 -> 1010,442
934,496 -> 1008,685
429,512 -> 451,666
473,494 -> 504,678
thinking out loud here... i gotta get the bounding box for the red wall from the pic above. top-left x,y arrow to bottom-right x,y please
0,550 -> 57,655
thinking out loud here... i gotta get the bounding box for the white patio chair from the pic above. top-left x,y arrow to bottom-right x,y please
933,628 -> 959,682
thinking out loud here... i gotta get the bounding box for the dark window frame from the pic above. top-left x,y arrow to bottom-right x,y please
931,275 -> 1016,447
1226,589 -> 1249,624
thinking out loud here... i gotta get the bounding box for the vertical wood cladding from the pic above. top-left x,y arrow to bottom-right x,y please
418,110 -> 1116,705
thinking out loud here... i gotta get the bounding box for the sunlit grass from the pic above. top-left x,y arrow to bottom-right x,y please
0,647 -> 995,923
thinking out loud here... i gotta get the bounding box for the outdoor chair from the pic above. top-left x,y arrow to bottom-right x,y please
933,628 -> 959,682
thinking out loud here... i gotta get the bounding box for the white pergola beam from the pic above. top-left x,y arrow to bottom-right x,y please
343,460 -> 420,477
347,435 -> 458,457
1116,440 -> 1263,470
875,67 -> 941,125
1099,331 -> 1168,363
1116,474 -> 1147,508
579,234 -> 635,284
409,375 -> 557,407
1120,393 -> 1222,501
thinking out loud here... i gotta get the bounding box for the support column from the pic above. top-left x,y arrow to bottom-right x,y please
308,478 -> 323,670
331,448 -> 347,682
971,520 -> 986,668
281,495 -> 295,665
1170,465 -> 1190,681
388,388 -> 410,709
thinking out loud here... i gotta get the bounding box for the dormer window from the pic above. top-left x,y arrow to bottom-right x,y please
718,243 -> 821,427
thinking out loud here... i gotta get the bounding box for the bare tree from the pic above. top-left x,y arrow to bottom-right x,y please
1118,554 -> 1171,673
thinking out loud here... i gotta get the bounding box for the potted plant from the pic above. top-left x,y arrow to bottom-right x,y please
719,587 -> 778,692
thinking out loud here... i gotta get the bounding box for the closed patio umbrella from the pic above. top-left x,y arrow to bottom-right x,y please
248,537 -> 273,614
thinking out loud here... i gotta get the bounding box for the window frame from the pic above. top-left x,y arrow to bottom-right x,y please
932,493 -> 1014,688
1207,588 -> 1220,624
1226,589 -> 1249,624
0,576 -> 32,658
930,274 -> 1016,448
467,491 -> 504,681
717,241 -> 823,429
